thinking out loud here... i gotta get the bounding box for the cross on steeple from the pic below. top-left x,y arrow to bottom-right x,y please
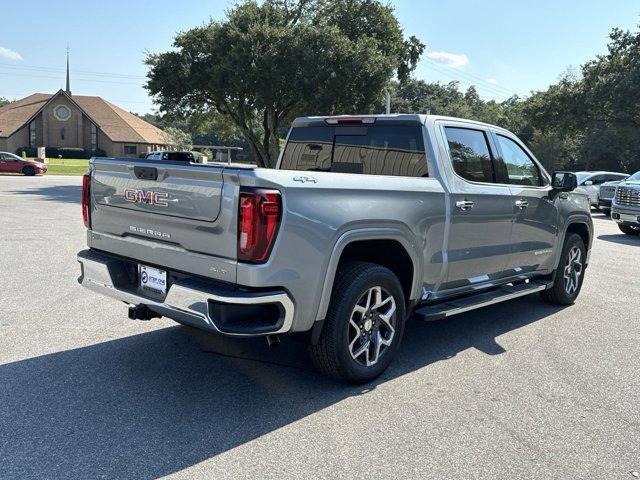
65,45 -> 71,95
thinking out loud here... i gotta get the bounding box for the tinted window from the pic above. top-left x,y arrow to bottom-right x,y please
280,125 -> 428,177
496,134 -> 542,186
280,127 -> 333,171
444,127 -> 494,183
161,152 -> 194,162
606,173 -> 627,181
589,175 -> 606,185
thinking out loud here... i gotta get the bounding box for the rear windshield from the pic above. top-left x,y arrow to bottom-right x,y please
280,125 -> 428,177
161,152 -> 194,162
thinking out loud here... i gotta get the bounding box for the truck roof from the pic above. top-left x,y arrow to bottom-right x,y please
291,114 -> 512,133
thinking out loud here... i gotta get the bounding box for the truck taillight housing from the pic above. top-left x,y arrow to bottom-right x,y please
238,189 -> 281,263
82,172 -> 91,228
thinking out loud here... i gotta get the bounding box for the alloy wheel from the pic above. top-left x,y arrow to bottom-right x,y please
348,286 -> 396,367
563,246 -> 583,295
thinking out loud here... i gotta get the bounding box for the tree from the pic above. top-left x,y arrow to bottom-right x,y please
522,25 -> 640,173
0,97 -> 9,108
146,0 -> 424,167
162,126 -> 193,150
381,78 -> 531,143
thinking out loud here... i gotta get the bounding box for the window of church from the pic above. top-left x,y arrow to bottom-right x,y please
29,121 -> 36,147
54,105 -> 71,121
91,123 -> 97,150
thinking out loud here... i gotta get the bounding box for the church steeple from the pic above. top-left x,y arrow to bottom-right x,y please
65,46 -> 71,95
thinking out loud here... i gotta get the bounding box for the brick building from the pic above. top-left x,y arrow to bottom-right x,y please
0,57 -> 166,157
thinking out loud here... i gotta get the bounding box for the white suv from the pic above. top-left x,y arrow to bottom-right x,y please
575,171 -> 628,208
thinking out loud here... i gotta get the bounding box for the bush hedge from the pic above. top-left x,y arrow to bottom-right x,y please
16,146 -> 107,159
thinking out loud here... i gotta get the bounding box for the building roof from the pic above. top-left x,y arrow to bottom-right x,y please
0,93 -> 51,138
73,95 -> 165,144
0,91 -> 166,144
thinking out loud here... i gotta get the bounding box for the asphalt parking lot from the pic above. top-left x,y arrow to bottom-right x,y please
1,174 -> 638,479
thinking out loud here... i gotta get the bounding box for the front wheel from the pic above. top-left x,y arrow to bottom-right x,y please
619,224 -> 640,236
309,262 -> 406,384
540,233 -> 586,305
22,166 -> 36,176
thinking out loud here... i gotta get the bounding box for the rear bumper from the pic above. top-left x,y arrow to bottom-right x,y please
77,249 -> 294,336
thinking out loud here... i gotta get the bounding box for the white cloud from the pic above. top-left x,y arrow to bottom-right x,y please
425,51 -> 469,68
0,46 -> 22,60
486,78 -> 498,84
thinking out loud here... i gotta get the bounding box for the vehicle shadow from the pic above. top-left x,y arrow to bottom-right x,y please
8,184 -> 81,204
597,233 -> 640,246
0,296 -> 562,479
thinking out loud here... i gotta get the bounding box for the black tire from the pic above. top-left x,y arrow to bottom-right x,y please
309,261 -> 406,384
540,233 -> 586,305
618,224 -> 640,236
600,208 -> 611,216
22,166 -> 36,176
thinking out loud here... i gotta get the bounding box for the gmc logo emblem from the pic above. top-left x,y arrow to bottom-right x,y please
124,188 -> 169,207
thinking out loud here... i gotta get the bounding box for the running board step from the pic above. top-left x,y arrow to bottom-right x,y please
414,281 -> 550,322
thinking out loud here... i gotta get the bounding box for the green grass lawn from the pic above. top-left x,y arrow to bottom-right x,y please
31,158 -> 89,176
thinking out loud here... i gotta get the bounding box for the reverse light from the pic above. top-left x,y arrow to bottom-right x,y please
82,172 -> 91,228
238,189 -> 281,263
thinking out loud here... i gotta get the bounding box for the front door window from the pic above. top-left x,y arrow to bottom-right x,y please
495,134 -> 542,186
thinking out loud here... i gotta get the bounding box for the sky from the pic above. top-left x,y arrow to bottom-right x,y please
0,0 -> 638,114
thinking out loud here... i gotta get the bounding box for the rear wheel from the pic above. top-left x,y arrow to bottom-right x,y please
619,224 -> 640,236
22,166 -> 35,176
309,262 -> 406,384
541,233 -> 586,305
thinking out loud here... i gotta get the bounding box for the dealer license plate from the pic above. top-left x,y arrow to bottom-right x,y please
139,264 -> 167,295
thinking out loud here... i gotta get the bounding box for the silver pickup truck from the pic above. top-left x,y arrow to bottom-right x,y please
77,115 -> 593,383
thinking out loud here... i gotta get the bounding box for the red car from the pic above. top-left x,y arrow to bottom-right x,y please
0,152 -> 47,176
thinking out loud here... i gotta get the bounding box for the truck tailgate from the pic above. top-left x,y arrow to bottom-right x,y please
88,158 -> 240,281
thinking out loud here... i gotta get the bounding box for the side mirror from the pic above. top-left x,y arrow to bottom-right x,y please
552,171 -> 578,192
584,180 -> 593,186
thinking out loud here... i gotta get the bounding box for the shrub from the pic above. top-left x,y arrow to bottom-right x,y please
16,147 -> 106,159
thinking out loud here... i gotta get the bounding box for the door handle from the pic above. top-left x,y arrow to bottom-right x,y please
456,200 -> 475,211
515,199 -> 529,209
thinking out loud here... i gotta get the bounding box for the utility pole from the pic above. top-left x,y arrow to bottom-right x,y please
385,90 -> 391,114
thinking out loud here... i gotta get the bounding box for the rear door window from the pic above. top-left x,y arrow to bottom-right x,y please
280,125 -> 427,177
606,173 -> 627,182
444,127 -> 495,183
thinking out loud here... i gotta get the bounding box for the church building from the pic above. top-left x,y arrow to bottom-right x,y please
0,55 -> 167,157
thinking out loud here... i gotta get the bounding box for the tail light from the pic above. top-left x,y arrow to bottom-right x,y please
238,189 -> 281,263
82,173 -> 91,228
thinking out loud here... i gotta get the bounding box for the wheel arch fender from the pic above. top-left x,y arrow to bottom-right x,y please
314,227 -> 423,323
554,213 -> 593,271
